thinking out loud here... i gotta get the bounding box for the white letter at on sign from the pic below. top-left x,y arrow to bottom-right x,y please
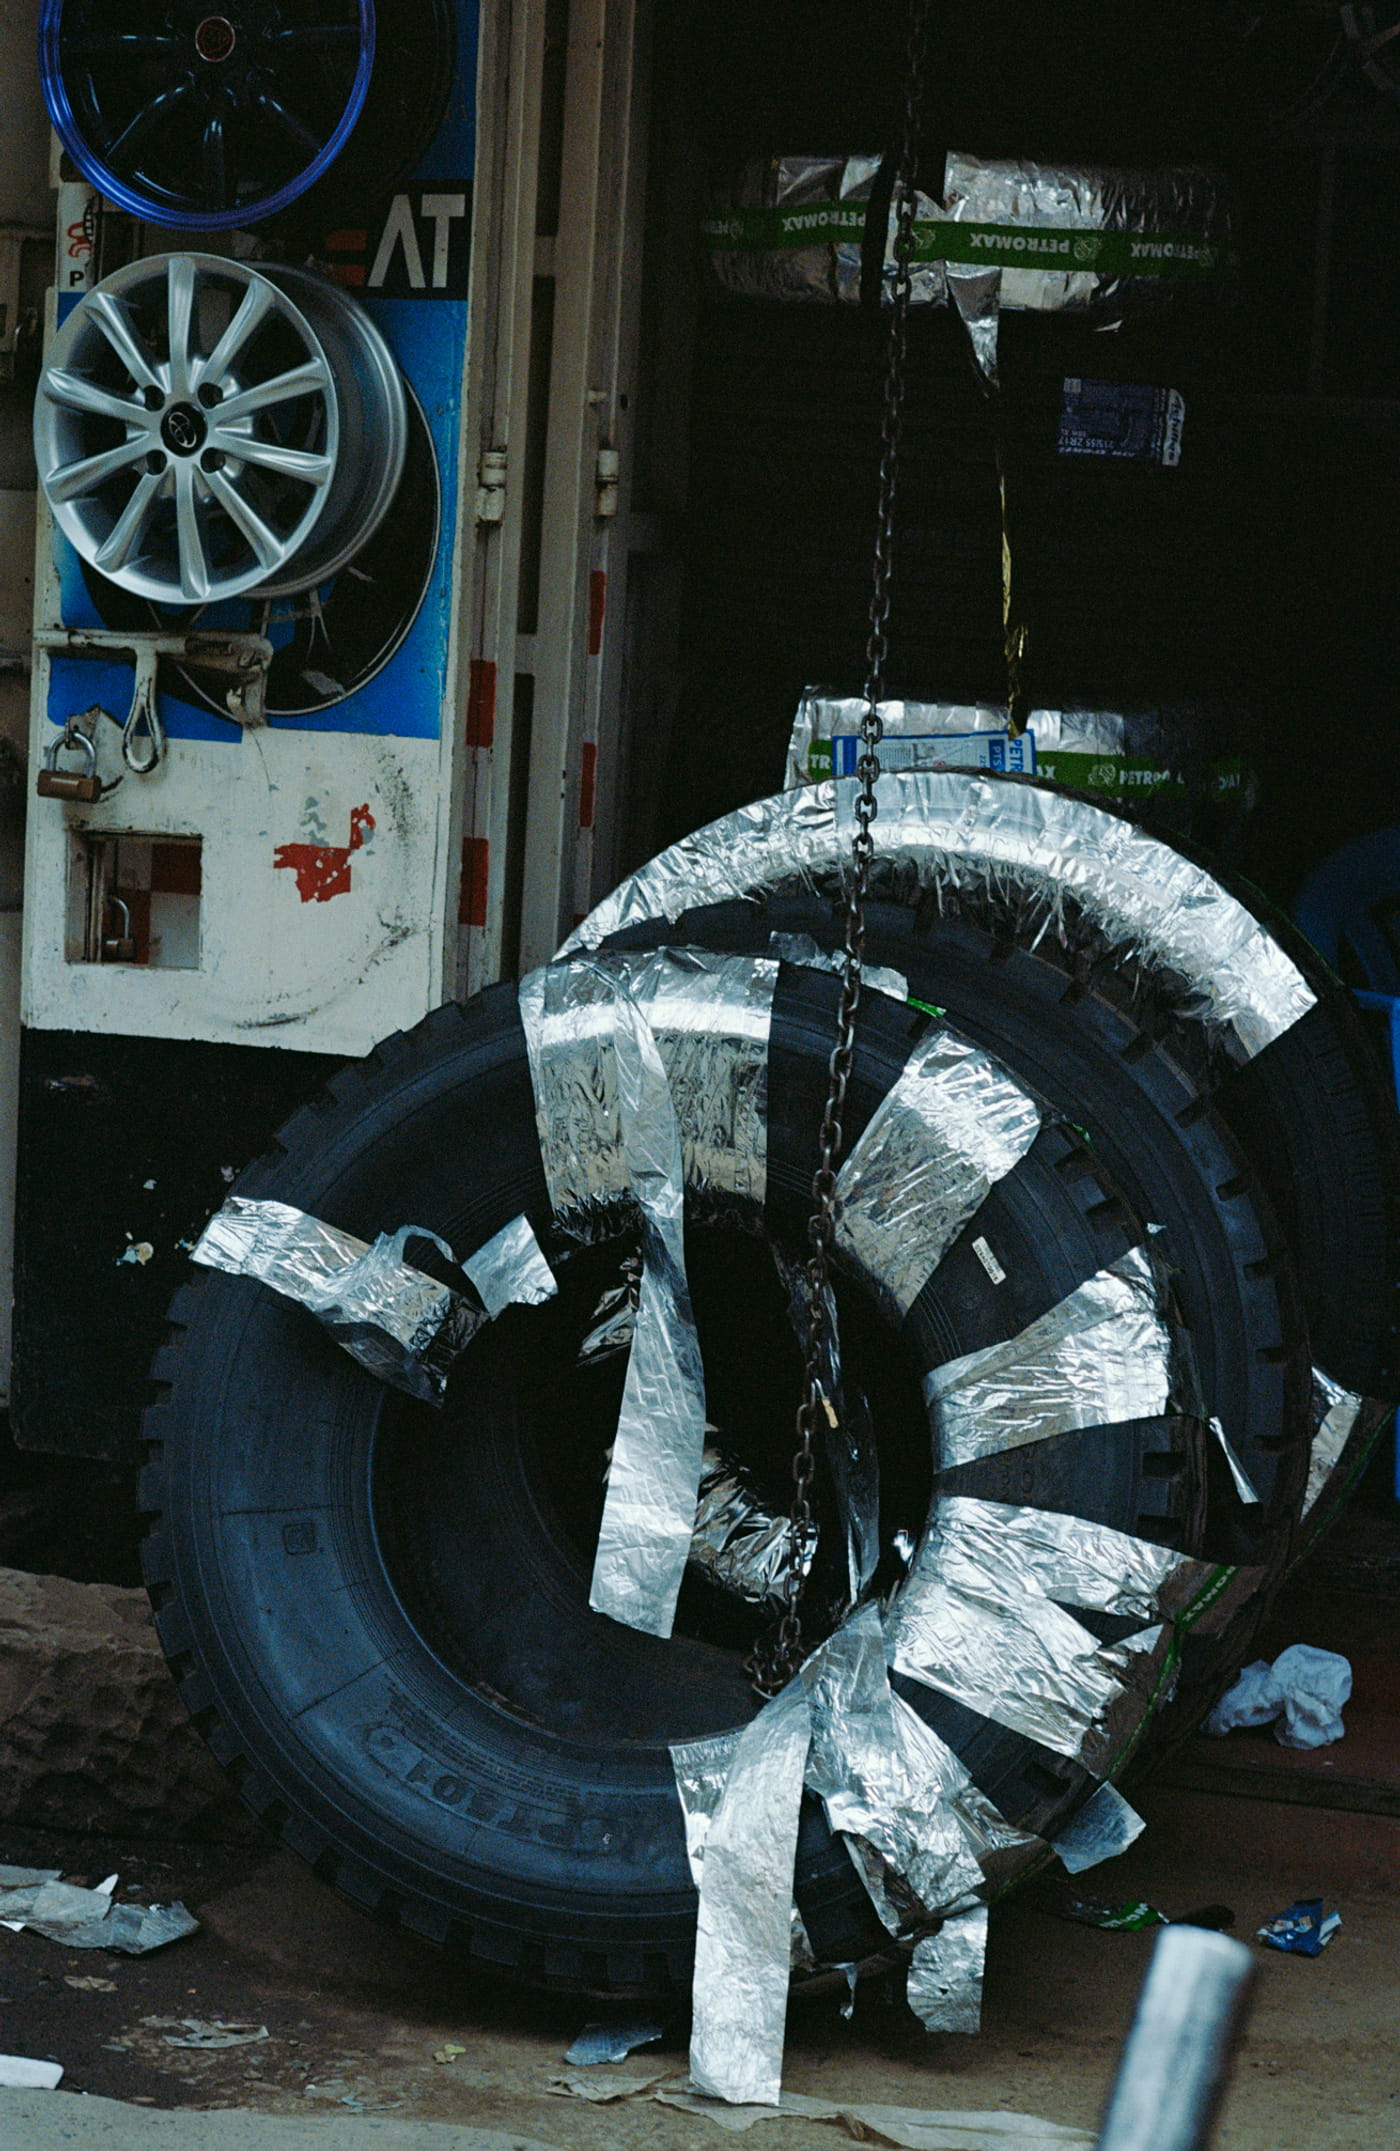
369,195 -> 425,290
421,193 -> 467,287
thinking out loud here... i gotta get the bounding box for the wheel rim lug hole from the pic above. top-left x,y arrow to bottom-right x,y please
141,386 -> 164,411
197,383 -> 223,408
145,450 -> 167,474
200,448 -> 225,473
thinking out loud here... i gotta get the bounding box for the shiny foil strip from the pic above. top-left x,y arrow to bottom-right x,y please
1050,1781 -> 1146,1875
689,1444 -> 813,1609
630,946 -> 777,1208
520,953 -> 779,1638
564,772 -> 1315,1060
906,1905 -> 990,2034
689,1677 -> 813,2107
924,1246 -> 1174,1469
802,1606 -> 985,1930
834,1024 -> 1042,1319
767,931 -> 910,1005
886,1562 -> 1158,1773
191,1197 -> 555,1405
670,1725 -> 817,1974
1303,1368 -> 1385,1521
922,1496 -> 1230,1633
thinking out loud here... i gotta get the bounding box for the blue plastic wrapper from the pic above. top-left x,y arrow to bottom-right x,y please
1256,1899 -> 1341,1957
1057,378 -> 1185,466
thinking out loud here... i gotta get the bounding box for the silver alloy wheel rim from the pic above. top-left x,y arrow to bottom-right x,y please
250,264 -> 407,597
35,253 -> 406,606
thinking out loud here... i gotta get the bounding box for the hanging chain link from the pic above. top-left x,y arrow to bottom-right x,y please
748,0 -> 932,1698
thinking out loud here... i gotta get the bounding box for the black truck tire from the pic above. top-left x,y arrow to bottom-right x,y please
141,965 -> 1206,1992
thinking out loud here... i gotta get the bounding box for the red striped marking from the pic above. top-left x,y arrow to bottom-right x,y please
466,658 -> 496,749
578,740 -> 597,830
460,837 -> 489,926
587,569 -> 607,656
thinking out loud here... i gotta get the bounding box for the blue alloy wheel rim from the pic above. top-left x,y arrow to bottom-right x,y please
39,0 -> 375,232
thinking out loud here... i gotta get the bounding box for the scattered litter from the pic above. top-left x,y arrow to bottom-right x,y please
64,1976 -> 118,1992
1052,1896 -> 1168,1932
1040,1890 -> 1233,1934
0,1866 -> 60,1889
117,1241 -> 154,1266
565,2017 -> 665,2065
1203,1644 -> 1352,1749
550,2069 -> 671,2103
0,1874 -> 198,1954
150,2017 -> 269,2050
0,2055 -> 63,2089
433,2043 -> 468,2064
1257,1900 -> 1342,1957
654,2085 -> 1093,2145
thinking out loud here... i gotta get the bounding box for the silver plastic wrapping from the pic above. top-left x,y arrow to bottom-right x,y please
924,1247 -> 1174,1469
834,1025 -> 1042,1319
1303,1368 -> 1386,1521
885,1497 -> 1214,1773
705,154 -> 877,304
631,947 -> 776,1209
767,931 -> 910,1006
670,1726 -> 817,1975
1208,1416 -> 1262,1506
563,772 -> 1315,1061
191,1197 -> 555,1405
461,1211 -> 557,1318
802,1607 -> 986,1931
1050,1781 -> 1146,1875
906,1905 -> 990,2034
772,1244 -> 880,1608
689,1444 -> 814,1610
520,951 -> 778,1639
784,688 -> 1195,790
705,155 -> 945,307
921,1496 -> 1235,1634
930,155 -> 1233,319
688,1677 -> 813,2107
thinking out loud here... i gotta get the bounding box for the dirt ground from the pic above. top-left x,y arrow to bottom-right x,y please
2,1769 -> 1397,2151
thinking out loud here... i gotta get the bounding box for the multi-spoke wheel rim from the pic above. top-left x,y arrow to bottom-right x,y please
36,254 -> 406,606
39,0 -> 374,231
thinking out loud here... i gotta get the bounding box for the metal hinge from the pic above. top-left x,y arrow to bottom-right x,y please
475,448 -> 508,525
595,445 -> 620,518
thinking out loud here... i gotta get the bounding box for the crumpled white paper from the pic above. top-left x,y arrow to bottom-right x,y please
1203,1643 -> 1352,1750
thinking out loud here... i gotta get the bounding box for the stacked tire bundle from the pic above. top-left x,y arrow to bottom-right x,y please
140,771 -> 1400,2000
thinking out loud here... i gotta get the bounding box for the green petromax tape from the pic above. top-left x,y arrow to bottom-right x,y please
1175,1564 -> 1239,1632
911,220 -> 1233,276
703,202 -> 867,251
906,995 -> 947,1020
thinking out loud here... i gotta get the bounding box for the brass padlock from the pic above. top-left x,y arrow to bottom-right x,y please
36,729 -> 101,803
101,895 -> 136,964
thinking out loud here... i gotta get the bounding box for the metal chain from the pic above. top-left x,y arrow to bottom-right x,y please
748,0 -> 932,1698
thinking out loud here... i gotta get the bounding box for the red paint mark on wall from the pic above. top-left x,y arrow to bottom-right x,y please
578,740 -> 597,830
274,804 -> 375,903
460,836 -> 489,926
587,570 -> 607,655
466,658 -> 497,748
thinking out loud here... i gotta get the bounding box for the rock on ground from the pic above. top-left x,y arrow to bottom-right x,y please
0,1566 -> 243,1838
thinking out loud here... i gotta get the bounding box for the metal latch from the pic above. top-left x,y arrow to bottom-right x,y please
34,627 -> 275,775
